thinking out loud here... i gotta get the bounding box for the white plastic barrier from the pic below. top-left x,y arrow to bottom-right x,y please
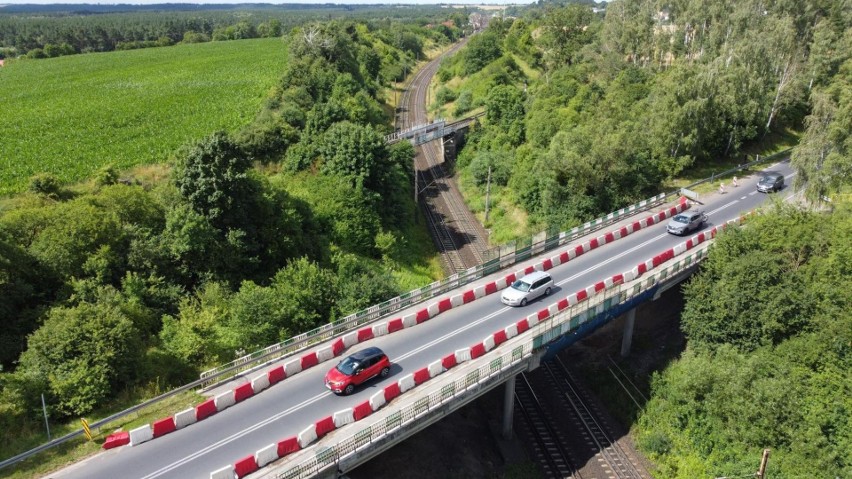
214,391 -> 235,411
297,424 -> 318,448
129,424 -> 153,446
505,323 -> 518,339
482,335 -> 495,353
548,304 -> 559,317
398,374 -> 416,394
550,254 -> 562,267
175,407 -> 197,429
284,358 -> 302,377
567,293 -> 578,306
473,285 -> 486,299
251,374 -> 270,394
526,313 -> 539,327
428,360 -> 443,377
494,278 -> 507,289
402,313 -> 417,328
450,294 -> 464,307
515,268 -> 526,279
342,331 -> 358,348
372,322 -> 388,337
369,390 -> 386,410
427,302 -> 441,317
210,465 -> 236,479
455,347 -> 471,363
333,408 -> 354,428
316,345 -> 333,362
255,443 -> 279,468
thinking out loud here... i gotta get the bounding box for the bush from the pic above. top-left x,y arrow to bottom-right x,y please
434,86 -> 457,106
454,90 -> 473,116
28,173 -> 61,198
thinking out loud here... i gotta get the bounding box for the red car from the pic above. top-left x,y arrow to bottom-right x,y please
325,347 -> 391,395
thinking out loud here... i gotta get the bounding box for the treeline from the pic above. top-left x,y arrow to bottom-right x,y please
636,203 -> 852,477
0,5 -> 468,59
0,18 -> 452,448
432,0 -> 849,234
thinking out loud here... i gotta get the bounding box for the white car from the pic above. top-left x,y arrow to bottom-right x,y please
501,271 -> 554,307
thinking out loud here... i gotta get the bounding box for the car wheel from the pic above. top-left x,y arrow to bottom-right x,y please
520,298 -> 527,307
380,367 -> 390,378
344,384 -> 354,395
545,287 -> 552,296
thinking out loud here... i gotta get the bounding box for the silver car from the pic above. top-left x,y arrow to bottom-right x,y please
666,210 -> 708,235
501,271 -> 554,307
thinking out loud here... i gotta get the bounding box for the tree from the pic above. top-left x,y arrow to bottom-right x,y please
318,121 -> 390,194
462,31 -> 502,76
791,65 -> 852,203
174,131 -> 254,231
539,5 -> 596,70
18,301 -> 140,416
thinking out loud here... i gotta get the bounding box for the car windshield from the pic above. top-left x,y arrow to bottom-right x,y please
761,175 -> 776,183
511,280 -> 532,292
672,215 -> 689,224
336,357 -> 360,376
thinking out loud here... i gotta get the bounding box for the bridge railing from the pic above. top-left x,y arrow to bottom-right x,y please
260,242 -> 715,479
199,191 -> 671,388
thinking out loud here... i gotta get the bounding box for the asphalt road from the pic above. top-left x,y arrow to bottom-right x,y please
51,161 -> 796,479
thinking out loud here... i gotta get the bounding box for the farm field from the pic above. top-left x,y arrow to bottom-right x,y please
0,37 -> 287,195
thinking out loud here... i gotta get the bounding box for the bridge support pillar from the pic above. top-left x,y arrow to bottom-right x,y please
620,307 -> 636,357
502,374 -> 516,440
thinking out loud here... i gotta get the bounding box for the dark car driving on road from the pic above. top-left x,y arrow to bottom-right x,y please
757,171 -> 785,193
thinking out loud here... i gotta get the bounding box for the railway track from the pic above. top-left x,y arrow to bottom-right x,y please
540,356 -> 650,479
395,38 -> 490,274
514,373 -> 580,479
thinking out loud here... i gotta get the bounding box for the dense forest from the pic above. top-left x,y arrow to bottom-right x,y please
0,14 -> 460,455
433,0 -> 849,240
0,4 -> 468,60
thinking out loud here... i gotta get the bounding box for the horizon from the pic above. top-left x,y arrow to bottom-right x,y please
1,0 -> 535,5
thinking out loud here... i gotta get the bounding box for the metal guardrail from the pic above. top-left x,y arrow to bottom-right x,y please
197,191 -> 670,388
261,242 -> 715,479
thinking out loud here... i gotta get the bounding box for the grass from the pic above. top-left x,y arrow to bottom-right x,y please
456,166 -> 531,244
0,387 -> 205,479
0,38 -> 288,196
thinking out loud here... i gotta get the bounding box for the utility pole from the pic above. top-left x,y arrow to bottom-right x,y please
484,165 -> 492,222
41,393 -> 51,441
756,449 -> 770,479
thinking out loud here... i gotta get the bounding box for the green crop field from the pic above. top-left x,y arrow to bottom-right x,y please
0,38 -> 287,195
